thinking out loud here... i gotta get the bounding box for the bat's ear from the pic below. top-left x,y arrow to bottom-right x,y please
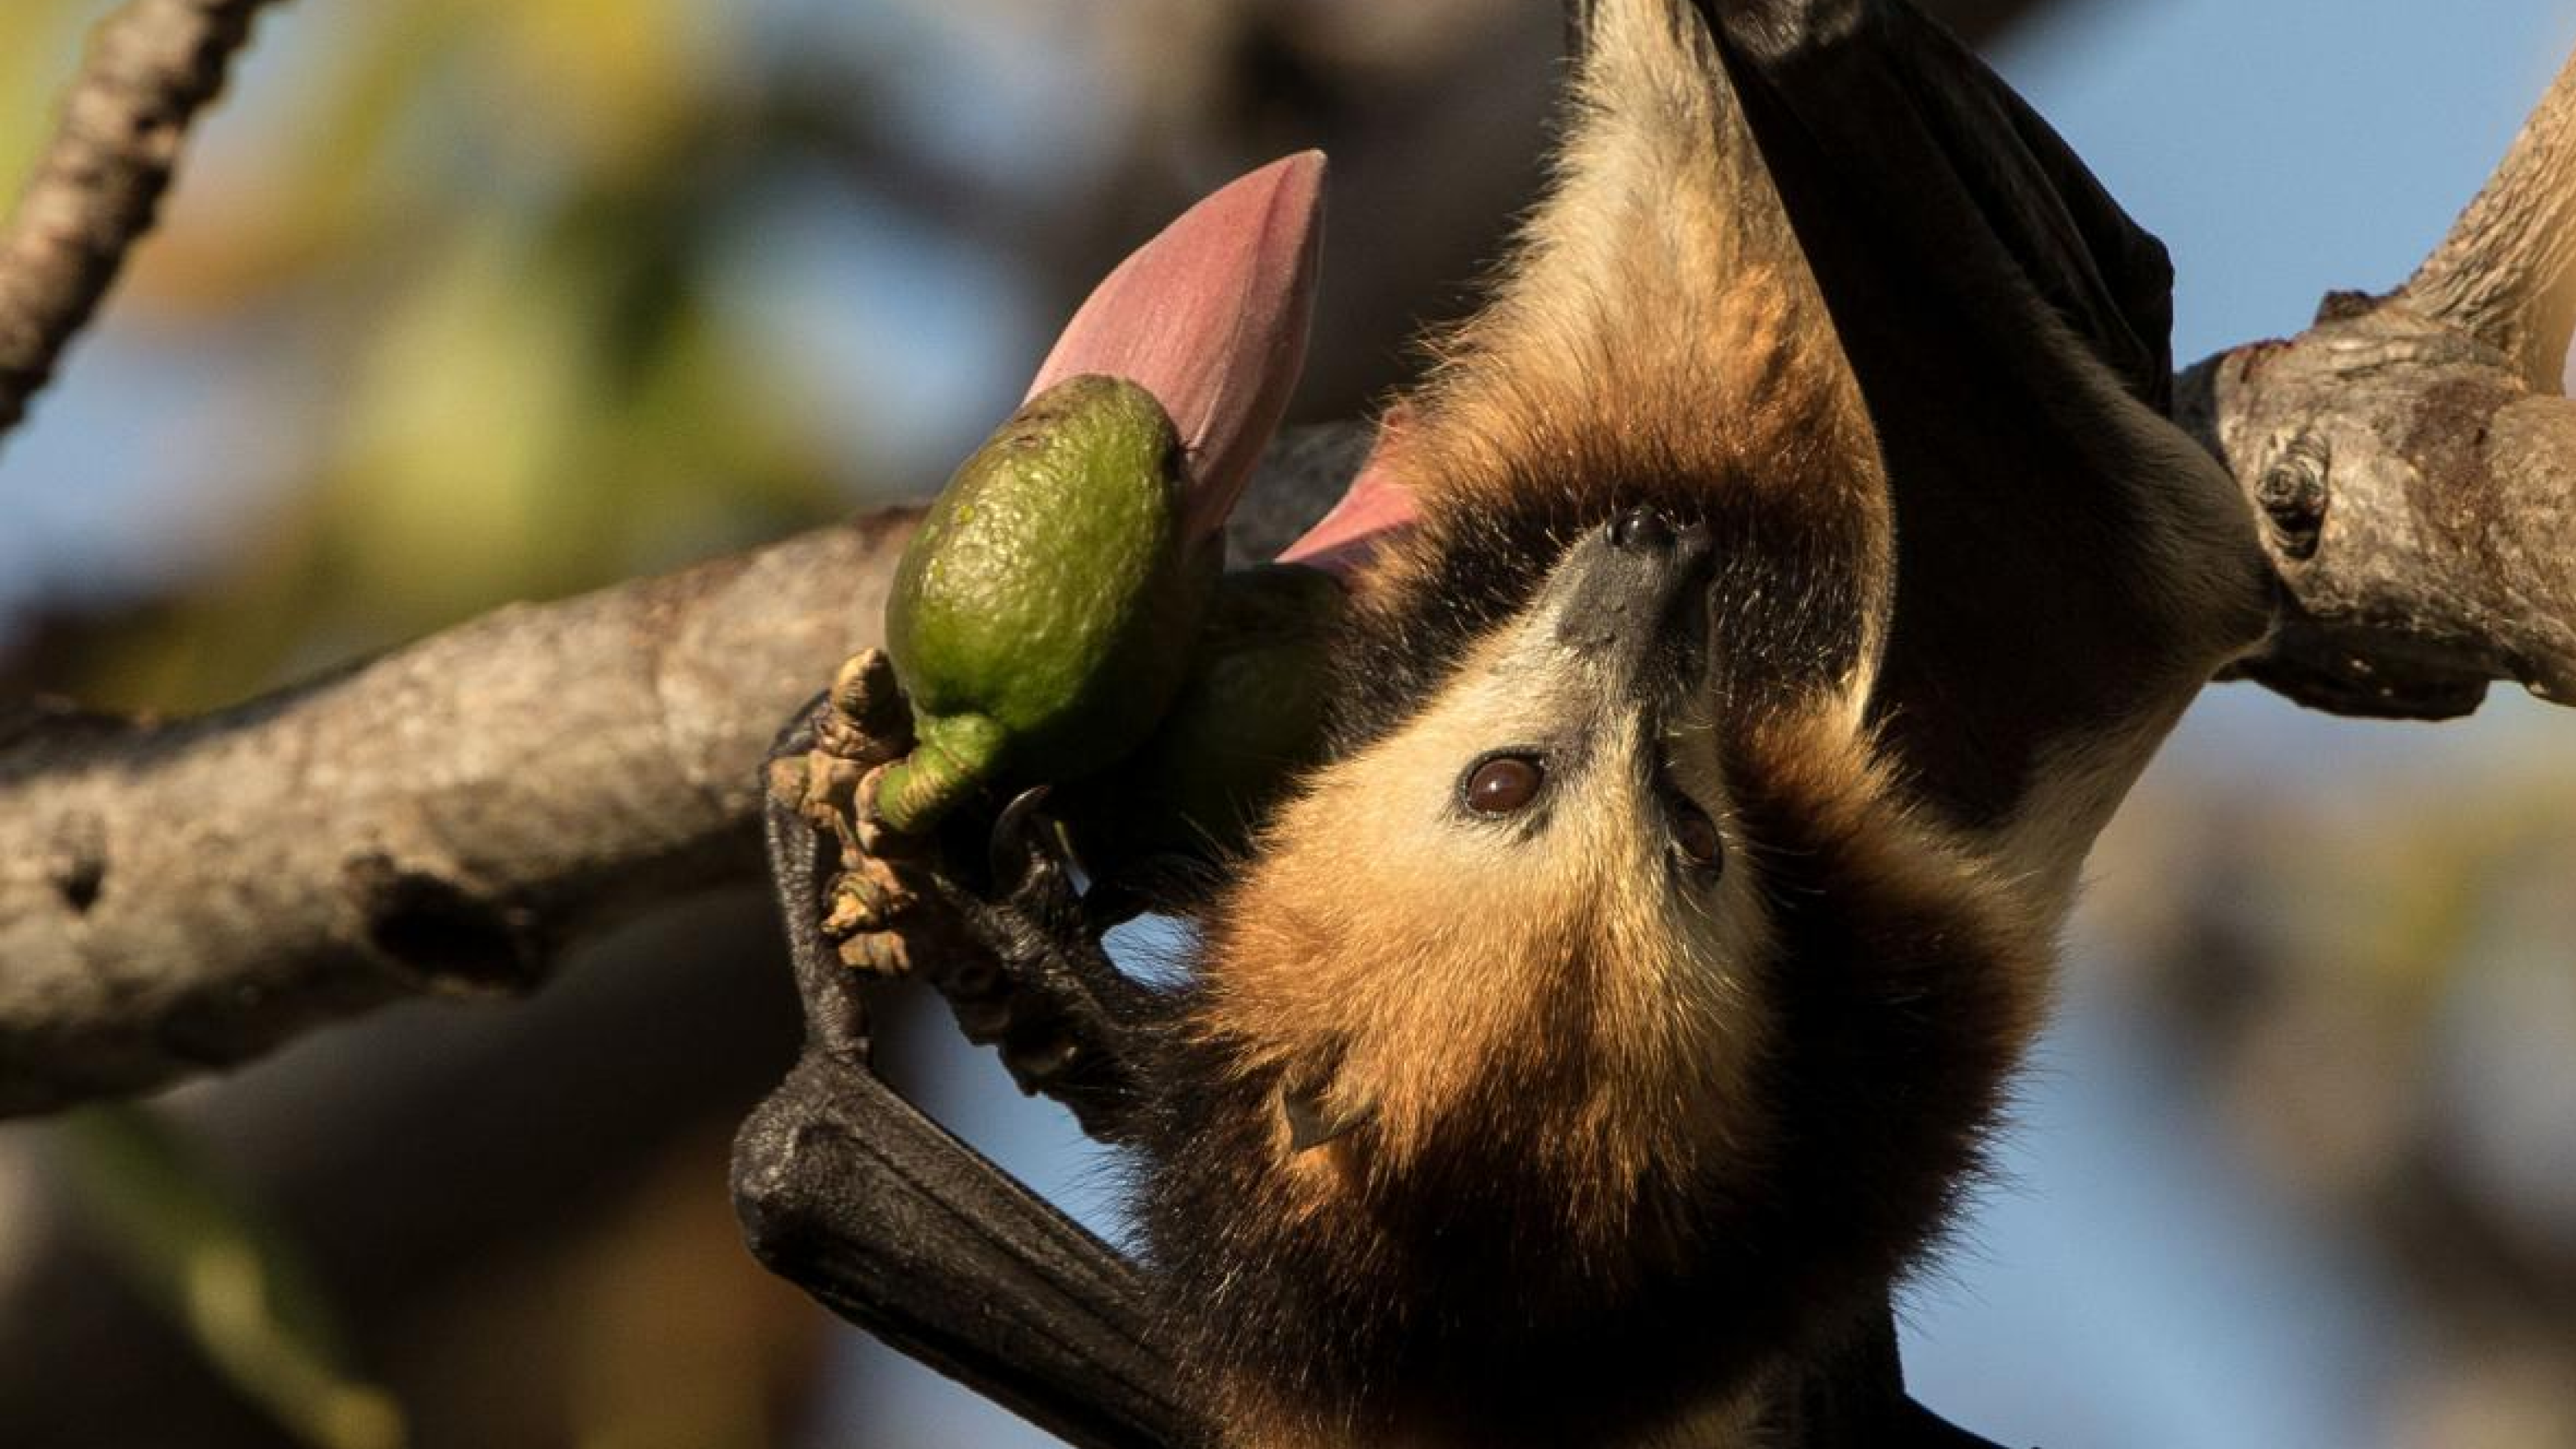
1422,0 -> 1894,716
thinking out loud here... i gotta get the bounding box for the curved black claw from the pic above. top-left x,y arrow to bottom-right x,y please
990,784 -> 1058,887
911,792 -> 1168,1143
740,693 -> 1209,1449
757,676 -> 1161,1141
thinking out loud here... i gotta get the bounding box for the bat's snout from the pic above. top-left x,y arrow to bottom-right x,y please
1545,508 -> 1717,684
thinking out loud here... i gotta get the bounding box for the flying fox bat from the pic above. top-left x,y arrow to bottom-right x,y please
735,2 -> 2269,1446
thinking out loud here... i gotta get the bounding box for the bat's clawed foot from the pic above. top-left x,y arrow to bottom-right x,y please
772,652 -> 1160,1141
746,673 -> 1202,1449
780,651 -> 923,977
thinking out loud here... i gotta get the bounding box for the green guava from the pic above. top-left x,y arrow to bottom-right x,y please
877,374 -> 1220,831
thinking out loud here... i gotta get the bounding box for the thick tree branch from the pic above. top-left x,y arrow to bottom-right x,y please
0,0 -> 283,441
0,515 -> 918,1117
1,0 -> 2564,1117
0,430 -> 1364,1117
2176,47 -> 2576,719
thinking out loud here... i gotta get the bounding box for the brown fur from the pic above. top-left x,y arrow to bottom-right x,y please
1130,2 -> 2057,1444
1140,677 -> 2050,1446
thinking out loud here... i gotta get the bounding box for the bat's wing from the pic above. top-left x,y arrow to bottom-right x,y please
732,702 -> 1209,1449
1691,0 -> 2268,834
1704,0 -> 2177,406
731,1056 -> 1196,1449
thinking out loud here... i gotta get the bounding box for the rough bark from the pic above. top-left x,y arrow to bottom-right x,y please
0,0 -> 284,440
0,515 -> 918,1116
2175,47 -> 2576,719
2403,46 -> 2576,393
2178,310 -> 2576,717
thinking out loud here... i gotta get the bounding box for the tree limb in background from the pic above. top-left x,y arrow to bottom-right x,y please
2179,47 -> 2576,719
0,0 -> 285,440
2405,45 -> 2576,391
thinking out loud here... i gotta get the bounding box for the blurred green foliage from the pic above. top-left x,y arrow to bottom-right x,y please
2,0 -> 854,712
62,1105 -> 407,1449
2,3 -> 889,1442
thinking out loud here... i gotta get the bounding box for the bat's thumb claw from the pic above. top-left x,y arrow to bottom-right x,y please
989,784 -> 1058,885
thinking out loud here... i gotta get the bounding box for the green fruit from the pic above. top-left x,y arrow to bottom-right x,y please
1064,563 -> 1342,869
877,374 -> 1219,831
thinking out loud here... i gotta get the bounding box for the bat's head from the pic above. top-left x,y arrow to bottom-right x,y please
1207,504 -> 1772,1232
1139,2 -> 2051,1442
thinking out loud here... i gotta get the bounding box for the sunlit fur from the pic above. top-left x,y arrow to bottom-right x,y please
1131,2 -> 2053,1445
1142,659 -> 2049,1446
1210,574 -> 1779,1250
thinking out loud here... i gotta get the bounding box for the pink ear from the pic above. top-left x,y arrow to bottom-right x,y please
1027,152 -> 1327,548
1277,412 -> 1420,578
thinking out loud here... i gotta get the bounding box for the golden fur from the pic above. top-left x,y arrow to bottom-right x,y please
1209,587 -> 1781,1246
1177,689 -> 2051,1447
1369,0 -> 1891,722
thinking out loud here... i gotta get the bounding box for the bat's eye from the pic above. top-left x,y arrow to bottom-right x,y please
1669,796 -> 1723,875
1464,755 -> 1545,815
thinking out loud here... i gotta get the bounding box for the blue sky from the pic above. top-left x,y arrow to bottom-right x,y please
2000,0 -> 2576,365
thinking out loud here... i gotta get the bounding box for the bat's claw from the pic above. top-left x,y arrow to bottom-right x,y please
794,784 -> 1148,1142
989,783 -> 1060,890
919,849 -> 1154,1141
766,656 -> 1159,1141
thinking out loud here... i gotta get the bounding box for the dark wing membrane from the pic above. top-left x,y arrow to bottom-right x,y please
1770,1307 -> 2014,1447
1686,0 -> 2255,830
1708,0 -> 2174,405
732,1056 -> 1201,1449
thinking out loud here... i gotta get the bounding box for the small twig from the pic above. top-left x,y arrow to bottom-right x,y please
0,0 -> 286,441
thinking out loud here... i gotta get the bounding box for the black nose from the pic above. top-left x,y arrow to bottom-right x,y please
1609,507 -> 1675,551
